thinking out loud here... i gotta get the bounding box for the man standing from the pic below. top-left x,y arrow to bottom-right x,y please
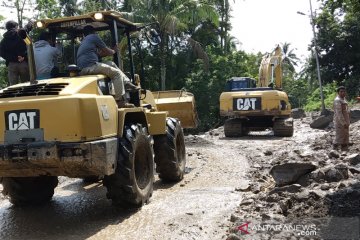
34,31 -> 61,80
77,25 -> 139,107
333,86 -> 350,150
0,20 -> 30,85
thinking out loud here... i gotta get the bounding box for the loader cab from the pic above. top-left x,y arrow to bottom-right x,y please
225,77 -> 257,92
34,11 -> 160,106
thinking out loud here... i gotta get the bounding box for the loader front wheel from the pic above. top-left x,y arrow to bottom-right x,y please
224,119 -> 243,137
104,124 -> 154,207
2,176 -> 58,206
154,118 -> 186,182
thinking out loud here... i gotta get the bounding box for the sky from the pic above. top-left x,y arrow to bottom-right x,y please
230,0 -> 321,67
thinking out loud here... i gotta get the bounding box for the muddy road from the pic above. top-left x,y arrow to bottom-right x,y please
0,130 -> 251,240
2,114 -> 358,240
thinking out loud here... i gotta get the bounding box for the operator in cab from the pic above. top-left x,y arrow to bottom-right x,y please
76,25 -> 139,107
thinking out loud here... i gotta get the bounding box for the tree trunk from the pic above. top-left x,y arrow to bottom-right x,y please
160,35 -> 166,90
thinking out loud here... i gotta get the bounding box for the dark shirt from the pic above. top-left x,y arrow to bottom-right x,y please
76,34 -> 107,69
0,29 -> 27,66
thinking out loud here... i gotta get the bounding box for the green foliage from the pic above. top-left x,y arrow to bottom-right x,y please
0,63 -> 8,88
185,47 -> 259,131
305,0 -> 360,100
36,0 -> 61,18
283,77 -> 308,108
304,82 -> 337,111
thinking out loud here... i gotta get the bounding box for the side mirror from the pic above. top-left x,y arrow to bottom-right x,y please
145,29 -> 161,46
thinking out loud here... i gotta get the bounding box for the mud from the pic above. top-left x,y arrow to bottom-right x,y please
0,131 -> 249,240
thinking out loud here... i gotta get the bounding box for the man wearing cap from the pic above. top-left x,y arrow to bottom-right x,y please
0,20 -> 30,85
77,25 -> 139,107
333,86 -> 350,150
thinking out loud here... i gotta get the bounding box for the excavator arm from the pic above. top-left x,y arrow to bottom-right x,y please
258,45 -> 283,89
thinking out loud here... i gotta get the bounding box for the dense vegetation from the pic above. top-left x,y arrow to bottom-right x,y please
0,0 -> 359,130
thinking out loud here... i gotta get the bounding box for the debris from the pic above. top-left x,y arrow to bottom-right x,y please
345,153 -> 360,165
270,163 -> 316,186
328,150 -> 340,159
269,184 -> 302,195
291,108 -> 306,119
310,115 -> 332,129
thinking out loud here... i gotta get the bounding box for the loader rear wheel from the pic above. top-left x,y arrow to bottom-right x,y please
154,118 -> 186,182
104,124 -> 154,207
224,119 -> 243,137
273,118 -> 294,137
2,176 -> 58,206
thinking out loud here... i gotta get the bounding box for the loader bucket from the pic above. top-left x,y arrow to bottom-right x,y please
152,90 -> 198,129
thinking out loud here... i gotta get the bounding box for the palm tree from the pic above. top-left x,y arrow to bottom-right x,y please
280,42 -> 299,73
124,0 -> 218,90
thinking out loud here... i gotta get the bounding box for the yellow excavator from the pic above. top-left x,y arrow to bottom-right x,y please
219,45 -> 293,137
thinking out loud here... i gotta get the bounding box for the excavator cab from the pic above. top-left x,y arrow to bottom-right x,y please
225,77 -> 257,91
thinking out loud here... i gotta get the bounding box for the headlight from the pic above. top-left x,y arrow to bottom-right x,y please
94,12 -> 103,20
36,21 -> 44,28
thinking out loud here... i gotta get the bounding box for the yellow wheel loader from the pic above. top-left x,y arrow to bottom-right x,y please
219,46 -> 293,137
0,11 -> 197,207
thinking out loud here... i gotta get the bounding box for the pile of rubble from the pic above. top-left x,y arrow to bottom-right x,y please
227,110 -> 360,239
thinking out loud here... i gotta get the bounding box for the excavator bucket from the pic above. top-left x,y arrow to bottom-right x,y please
152,90 -> 198,129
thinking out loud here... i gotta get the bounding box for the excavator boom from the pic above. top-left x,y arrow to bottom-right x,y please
258,45 -> 283,89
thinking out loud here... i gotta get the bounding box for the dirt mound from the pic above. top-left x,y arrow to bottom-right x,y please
226,116 -> 360,239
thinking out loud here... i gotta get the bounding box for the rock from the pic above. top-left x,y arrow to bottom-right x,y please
291,108 -> 306,119
279,200 -> 290,214
269,184 -> 302,195
328,150 -> 340,159
350,109 -> 360,123
264,150 -> 273,156
265,195 -> 280,203
270,163 -> 316,186
310,189 -> 326,199
322,108 -> 334,118
324,164 -> 349,182
320,183 -> 331,190
240,198 -> 254,206
310,115 -> 332,129
348,166 -> 360,174
250,184 -> 261,194
227,234 -> 241,240
230,214 -> 240,222
345,153 -> 360,165
235,182 -> 251,192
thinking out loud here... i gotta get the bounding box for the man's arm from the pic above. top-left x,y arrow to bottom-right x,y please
97,47 -> 115,57
334,100 -> 347,126
93,34 -> 115,57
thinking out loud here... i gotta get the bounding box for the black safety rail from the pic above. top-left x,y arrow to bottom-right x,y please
0,83 -> 69,98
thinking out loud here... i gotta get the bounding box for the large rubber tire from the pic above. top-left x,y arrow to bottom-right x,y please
1,176 -> 58,206
104,124 -> 154,207
273,118 -> 294,137
153,118 -> 186,182
224,119 -> 243,137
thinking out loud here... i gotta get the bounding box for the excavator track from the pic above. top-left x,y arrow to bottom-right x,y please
224,119 -> 243,137
273,118 -> 294,137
